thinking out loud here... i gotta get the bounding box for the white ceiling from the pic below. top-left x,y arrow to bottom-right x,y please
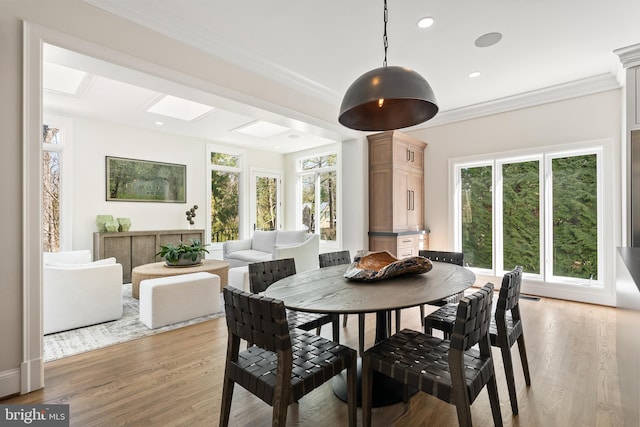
46,0 -> 640,152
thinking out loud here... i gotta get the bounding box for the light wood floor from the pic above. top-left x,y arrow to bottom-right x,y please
2,294 -> 623,426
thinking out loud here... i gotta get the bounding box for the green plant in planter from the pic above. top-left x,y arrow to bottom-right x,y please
156,239 -> 210,266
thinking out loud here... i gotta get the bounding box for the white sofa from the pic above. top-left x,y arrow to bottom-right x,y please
43,250 -> 123,334
223,230 -> 320,272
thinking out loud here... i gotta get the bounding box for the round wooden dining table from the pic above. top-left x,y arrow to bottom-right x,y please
265,260 -> 476,407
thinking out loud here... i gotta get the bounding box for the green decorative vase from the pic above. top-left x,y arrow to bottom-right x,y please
117,217 -> 131,232
96,215 -> 113,232
105,219 -> 120,233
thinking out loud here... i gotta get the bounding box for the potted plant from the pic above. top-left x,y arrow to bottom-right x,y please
156,239 -> 209,267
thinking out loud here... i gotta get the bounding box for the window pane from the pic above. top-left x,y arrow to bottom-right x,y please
211,152 -> 239,168
319,171 -> 337,241
301,174 -> 315,233
301,154 -> 336,170
552,154 -> 598,280
43,124 -> 61,145
503,161 -> 540,273
256,176 -> 277,231
43,150 -> 60,252
461,165 -> 493,269
211,170 -> 239,242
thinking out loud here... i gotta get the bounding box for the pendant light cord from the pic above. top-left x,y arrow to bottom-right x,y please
383,0 -> 388,67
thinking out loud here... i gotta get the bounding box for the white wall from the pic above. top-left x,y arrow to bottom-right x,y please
69,116 -> 290,253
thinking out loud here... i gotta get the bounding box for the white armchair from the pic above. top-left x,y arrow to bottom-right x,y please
223,230 -> 320,272
43,250 -> 124,334
273,234 -> 320,272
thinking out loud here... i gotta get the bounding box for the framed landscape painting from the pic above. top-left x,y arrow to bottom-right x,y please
106,156 -> 186,203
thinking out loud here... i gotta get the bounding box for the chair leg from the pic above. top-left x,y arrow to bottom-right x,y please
500,345 -> 519,414
219,373 -> 235,427
517,334 -> 532,385
346,353 -> 357,427
452,390 -> 473,427
316,326 -> 321,335
395,310 -> 401,333
361,355 -> 373,427
331,314 -> 340,343
358,313 -> 365,355
343,313 -> 348,327
486,373 -> 503,427
420,304 -> 425,326
386,311 -> 392,336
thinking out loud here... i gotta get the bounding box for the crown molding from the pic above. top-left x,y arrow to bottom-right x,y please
615,43 -> 640,69
412,73 -> 621,128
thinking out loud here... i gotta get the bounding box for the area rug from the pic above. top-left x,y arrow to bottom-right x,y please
43,283 -> 225,362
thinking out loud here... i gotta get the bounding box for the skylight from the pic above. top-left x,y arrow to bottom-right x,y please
146,95 -> 215,121
232,121 -> 290,138
43,62 -> 88,95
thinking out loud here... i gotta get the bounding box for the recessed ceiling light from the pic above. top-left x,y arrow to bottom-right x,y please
154,121 -> 164,126
232,120 -> 290,138
417,17 -> 435,29
288,134 -> 300,139
468,71 -> 481,78
475,32 -> 502,48
147,95 -> 215,121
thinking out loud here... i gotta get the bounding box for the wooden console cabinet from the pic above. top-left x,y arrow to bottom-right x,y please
367,131 -> 428,257
93,229 -> 205,283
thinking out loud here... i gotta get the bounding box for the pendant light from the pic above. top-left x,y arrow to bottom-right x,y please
339,0 -> 438,131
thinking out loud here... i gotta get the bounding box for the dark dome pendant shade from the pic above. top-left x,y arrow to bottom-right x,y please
338,65 -> 439,131
338,0 -> 439,131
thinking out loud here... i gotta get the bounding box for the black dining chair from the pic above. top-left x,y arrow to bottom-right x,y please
248,258 -> 339,341
319,250 -> 367,353
362,283 -> 502,427
220,286 -> 357,426
416,250 -> 465,326
424,266 -> 531,414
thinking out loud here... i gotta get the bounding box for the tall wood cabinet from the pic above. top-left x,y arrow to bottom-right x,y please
93,229 -> 205,283
368,131 -> 428,257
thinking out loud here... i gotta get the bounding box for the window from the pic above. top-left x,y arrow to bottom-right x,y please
454,147 -> 602,286
297,153 -> 338,243
42,124 -> 61,252
42,116 -> 72,252
209,151 -> 241,243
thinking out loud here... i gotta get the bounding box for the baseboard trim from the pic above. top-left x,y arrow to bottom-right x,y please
0,368 -> 21,399
20,358 -> 44,395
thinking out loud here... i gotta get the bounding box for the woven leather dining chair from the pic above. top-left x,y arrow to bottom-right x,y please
414,250 -> 465,327
220,286 -> 357,427
318,250 -> 352,331
362,283 -> 502,427
424,266 -> 531,415
319,250 -> 367,353
248,258 -> 338,341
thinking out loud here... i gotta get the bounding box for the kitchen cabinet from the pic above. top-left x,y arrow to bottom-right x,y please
367,131 -> 428,257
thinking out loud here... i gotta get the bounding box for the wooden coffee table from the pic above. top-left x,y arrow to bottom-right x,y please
131,259 -> 229,299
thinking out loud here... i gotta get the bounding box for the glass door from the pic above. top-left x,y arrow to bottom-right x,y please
250,169 -> 282,232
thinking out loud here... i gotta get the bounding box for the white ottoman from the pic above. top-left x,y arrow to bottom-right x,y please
139,272 -> 221,329
228,266 -> 250,292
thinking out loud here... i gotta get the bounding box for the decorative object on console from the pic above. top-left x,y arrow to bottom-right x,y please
106,156 -> 186,203
117,217 -> 131,232
343,250 -> 432,281
339,0 -> 438,131
95,214 -> 113,232
186,205 -> 198,225
104,219 -> 120,233
156,239 -> 209,267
